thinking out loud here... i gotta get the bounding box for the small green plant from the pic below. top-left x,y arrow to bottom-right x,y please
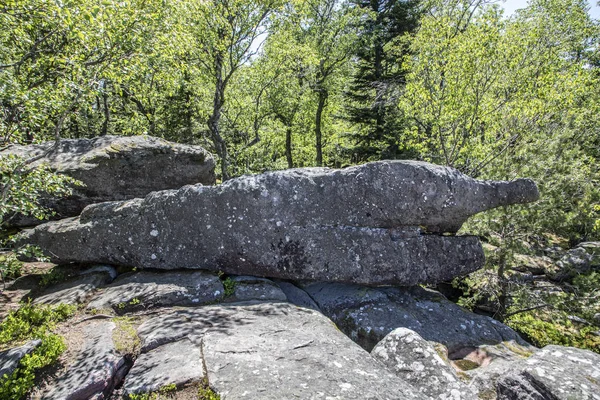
0,252 -> 22,281
117,302 -> 126,310
127,383 -> 178,400
222,278 -> 235,298
129,297 -> 141,306
112,316 -> 140,355
0,302 -> 74,399
39,268 -> 67,288
198,378 -> 220,400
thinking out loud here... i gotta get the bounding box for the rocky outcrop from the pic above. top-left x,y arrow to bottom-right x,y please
135,302 -> 427,399
496,345 -> 600,400
86,270 -> 224,312
123,339 -> 204,395
20,161 -> 538,285
371,328 -> 477,399
2,135 -> 215,226
33,267 -> 116,305
303,283 -> 528,352
42,321 -> 126,400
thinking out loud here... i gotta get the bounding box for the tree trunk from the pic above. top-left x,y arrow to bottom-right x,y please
101,82 -> 110,136
208,52 -> 230,181
285,126 -> 293,168
315,89 -> 328,167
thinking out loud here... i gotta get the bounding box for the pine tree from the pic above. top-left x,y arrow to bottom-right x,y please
345,0 -> 421,161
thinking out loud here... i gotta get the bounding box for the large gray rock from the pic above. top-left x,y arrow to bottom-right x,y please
0,340 -> 41,379
549,242 -> 600,281
137,302 -> 426,399
86,270 -> 224,312
123,339 -> 203,395
21,161 -> 538,286
33,271 -> 114,306
304,283 -> 528,352
496,345 -> 600,400
2,135 -> 215,226
42,321 -> 126,400
225,276 -> 288,302
372,328 -> 476,400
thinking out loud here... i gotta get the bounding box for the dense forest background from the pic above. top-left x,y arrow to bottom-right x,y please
1,0 -> 599,351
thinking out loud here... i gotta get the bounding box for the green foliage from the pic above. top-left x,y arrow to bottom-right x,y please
0,333 -> 66,400
222,277 -> 236,298
0,252 -> 22,280
0,155 -> 78,226
38,268 -> 66,288
0,302 -> 74,400
0,301 -> 76,346
112,316 -> 140,355
198,379 -> 221,400
507,311 -> 600,353
127,383 -> 178,400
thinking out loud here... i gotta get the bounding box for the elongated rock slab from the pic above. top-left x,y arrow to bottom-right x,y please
2,135 -> 215,226
21,161 -> 538,285
137,302 -> 427,399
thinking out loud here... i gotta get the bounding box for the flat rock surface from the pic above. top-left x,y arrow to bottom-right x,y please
87,270 -> 224,312
304,283 -> 527,352
41,321 -> 125,400
274,280 -> 321,311
226,276 -> 287,302
137,302 -> 427,399
21,161 -> 538,285
372,328 -> 476,400
497,345 -> 600,400
123,339 -> 203,395
0,340 -> 41,379
33,272 -> 113,305
3,135 -> 215,226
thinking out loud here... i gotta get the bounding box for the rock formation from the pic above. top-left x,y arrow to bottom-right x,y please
1,135 -> 215,226
20,160 -> 538,285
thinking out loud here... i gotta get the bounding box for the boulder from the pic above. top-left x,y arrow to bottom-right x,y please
549,242 -> 600,281
86,270 -> 224,312
371,328 -> 477,399
136,302 -> 427,399
303,283 -> 528,352
496,345 -> 600,400
33,269 -> 115,306
2,135 -> 215,226
225,275 -> 287,302
20,161 -> 538,286
42,321 -> 126,400
0,340 -> 41,379
123,339 -> 204,395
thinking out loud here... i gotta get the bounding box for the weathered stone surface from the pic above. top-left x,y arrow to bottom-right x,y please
138,302 -> 427,399
123,339 -> 203,395
3,135 -> 215,226
458,342 -> 535,399
33,271 -> 113,305
226,276 -> 287,302
274,280 -> 321,311
304,283 -> 528,352
496,345 -> 600,400
87,270 -> 223,312
21,161 -> 538,285
372,328 -> 476,400
42,321 -> 126,400
0,340 -> 41,379
549,242 -> 600,281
